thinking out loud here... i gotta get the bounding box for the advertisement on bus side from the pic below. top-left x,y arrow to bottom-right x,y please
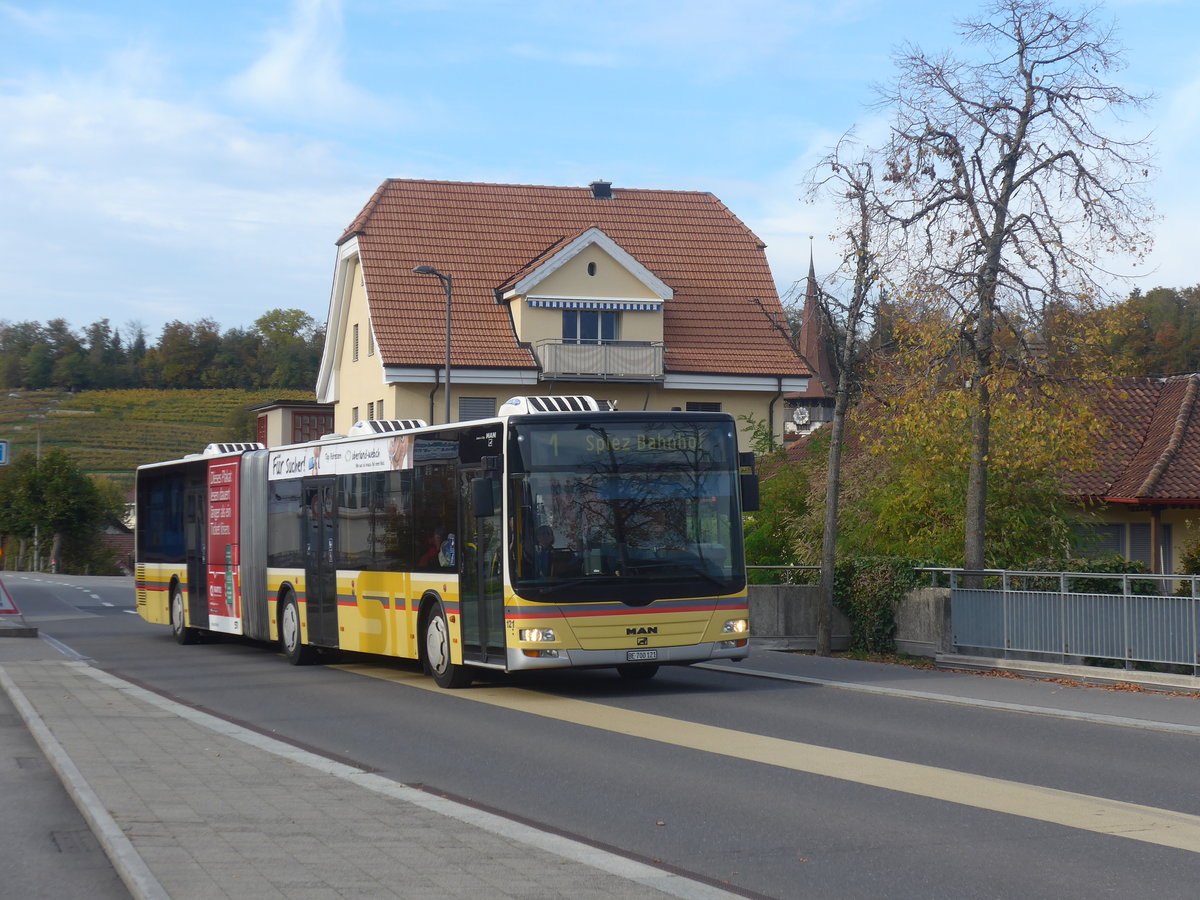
206,458 -> 242,634
268,435 -> 413,481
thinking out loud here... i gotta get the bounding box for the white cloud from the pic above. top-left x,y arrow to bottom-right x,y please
0,2 -> 68,36
0,54 -> 370,331
228,0 -> 390,123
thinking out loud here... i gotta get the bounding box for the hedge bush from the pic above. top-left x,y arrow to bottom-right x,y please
831,557 -> 923,654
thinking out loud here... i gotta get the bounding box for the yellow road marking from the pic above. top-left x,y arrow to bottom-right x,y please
333,663 -> 1200,854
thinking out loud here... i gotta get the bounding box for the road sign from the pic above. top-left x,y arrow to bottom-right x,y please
0,438 -> 7,465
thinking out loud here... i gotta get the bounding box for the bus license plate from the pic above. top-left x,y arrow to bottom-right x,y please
626,649 -> 658,661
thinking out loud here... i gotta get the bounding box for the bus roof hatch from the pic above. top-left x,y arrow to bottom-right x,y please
499,395 -> 603,416
349,419 -> 428,435
203,442 -> 265,456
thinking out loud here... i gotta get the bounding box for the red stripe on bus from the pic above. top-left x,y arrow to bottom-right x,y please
504,604 -> 745,620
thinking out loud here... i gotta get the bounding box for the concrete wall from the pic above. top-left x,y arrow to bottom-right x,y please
894,588 -> 952,657
747,584 -> 851,651
748,584 -> 952,657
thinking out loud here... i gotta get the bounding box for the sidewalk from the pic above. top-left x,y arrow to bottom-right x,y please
0,636 -> 735,900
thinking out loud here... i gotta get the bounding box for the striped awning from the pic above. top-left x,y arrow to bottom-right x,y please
527,298 -> 662,311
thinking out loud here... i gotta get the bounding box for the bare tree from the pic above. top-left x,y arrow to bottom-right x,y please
810,143 -> 892,654
759,136 -> 892,655
878,0 -> 1155,571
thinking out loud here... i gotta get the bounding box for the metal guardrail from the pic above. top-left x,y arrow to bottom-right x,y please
931,569 -> 1200,675
747,565 -> 1199,673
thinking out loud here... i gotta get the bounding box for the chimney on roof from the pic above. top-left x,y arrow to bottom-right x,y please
590,180 -> 613,200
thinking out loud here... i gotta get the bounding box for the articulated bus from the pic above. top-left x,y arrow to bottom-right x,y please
134,395 -> 758,687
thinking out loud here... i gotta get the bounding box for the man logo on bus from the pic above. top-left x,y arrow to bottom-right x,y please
627,627 -> 658,635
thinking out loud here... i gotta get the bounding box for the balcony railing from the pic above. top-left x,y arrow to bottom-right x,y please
534,340 -> 664,381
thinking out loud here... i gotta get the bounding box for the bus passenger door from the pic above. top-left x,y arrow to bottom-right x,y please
459,469 -> 505,665
302,478 -> 339,648
184,477 -> 209,630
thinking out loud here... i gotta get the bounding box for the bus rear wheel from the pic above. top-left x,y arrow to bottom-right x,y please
280,594 -> 317,665
424,603 -> 472,689
171,586 -> 199,645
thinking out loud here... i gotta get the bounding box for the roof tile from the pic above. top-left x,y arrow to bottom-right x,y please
1070,376 -> 1200,503
343,179 -> 808,377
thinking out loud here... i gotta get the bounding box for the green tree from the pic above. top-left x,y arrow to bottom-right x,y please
1103,286 -> 1200,376
22,343 -> 54,389
124,322 -> 149,387
209,327 -> 263,389
81,319 -> 126,389
743,451 -> 812,583
157,319 -> 221,388
790,306 -> 1104,568
0,448 -> 125,573
254,308 -> 323,389
0,320 -> 46,388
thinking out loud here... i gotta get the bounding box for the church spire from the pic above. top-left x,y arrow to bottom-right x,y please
797,240 -> 833,399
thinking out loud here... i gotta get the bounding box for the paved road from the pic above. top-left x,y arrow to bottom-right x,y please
4,573 -> 1200,899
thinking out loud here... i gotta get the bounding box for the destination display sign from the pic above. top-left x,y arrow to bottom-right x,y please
520,423 -> 729,469
268,435 -> 413,481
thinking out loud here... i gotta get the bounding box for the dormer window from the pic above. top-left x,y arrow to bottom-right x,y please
563,309 -> 618,344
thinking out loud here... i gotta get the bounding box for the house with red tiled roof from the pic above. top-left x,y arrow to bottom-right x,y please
315,179 -> 809,446
1070,375 -> 1200,573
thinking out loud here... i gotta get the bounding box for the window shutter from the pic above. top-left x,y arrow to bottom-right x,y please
459,397 -> 497,421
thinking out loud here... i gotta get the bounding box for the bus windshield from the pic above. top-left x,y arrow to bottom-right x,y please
508,418 -> 745,604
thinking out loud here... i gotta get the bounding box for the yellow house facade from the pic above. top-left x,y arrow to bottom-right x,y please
317,179 -> 809,449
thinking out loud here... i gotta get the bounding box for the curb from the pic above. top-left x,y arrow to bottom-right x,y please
0,620 -> 39,638
937,653 -> 1200,694
0,665 -> 168,900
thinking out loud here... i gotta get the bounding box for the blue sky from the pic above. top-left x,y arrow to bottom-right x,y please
2,0 -> 1197,338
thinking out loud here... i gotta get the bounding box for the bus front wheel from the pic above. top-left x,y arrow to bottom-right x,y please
171,586 -> 199,645
280,594 -> 317,666
424,604 -> 472,689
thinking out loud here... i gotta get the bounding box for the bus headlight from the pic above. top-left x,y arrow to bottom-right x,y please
722,619 -> 748,635
519,628 -> 557,643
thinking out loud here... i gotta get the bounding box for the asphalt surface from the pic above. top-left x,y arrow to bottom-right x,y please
3,574 -> 1200,900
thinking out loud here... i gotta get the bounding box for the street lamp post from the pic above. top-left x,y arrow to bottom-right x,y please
412,265 -> 454,424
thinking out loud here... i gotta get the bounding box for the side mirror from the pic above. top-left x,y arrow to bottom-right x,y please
471,477 -> 496,518
737,451 -> 759,512
740,474 -> 760,513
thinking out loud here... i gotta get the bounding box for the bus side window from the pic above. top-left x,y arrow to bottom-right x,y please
418,527 -> 445,568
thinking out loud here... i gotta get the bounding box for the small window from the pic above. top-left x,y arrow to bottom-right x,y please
563,310 -> 618,344
378,398 -> 384,418
368,328 -> 375,356
587,262 -> 597,276
686,401 -> 722,412
351,406 -> 359,424
353,323 -> 360,362
292,411 -> 333,443
367,402 -> 375,421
